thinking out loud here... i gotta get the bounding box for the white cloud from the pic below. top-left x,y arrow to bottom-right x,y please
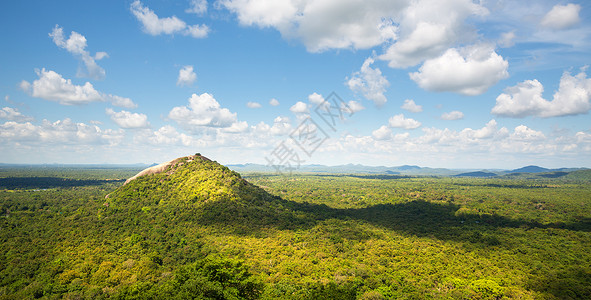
511,125 -> 545,141
409,44 -> 509,96
224,121 -> 249,133
491,70 -> 591,118
346,100 -> 365,113
0,119 -> 123,146
576,131 -> 591,143
379,0 -> 488,68
540,4 -> 581,30
220,0 -> 491,71
186,0 -> 207,15
106,108 -> 150,129
21,69 -> 101,104
20,69 -> 137,108
0,107 -> 33,122
185,24 -> 210,38
106,95 -> 138,109
269,98 -> 280,106
177,65 -> 197,87
307,92 -> 332,111
246,101 -> 262,108
461,119 -> 498,139
290,101 -> 309,113
372,125 -> 392,140
130,0 -> 209,38
49,25 -> 106,80
418,127 -> 459,145
441,110 -> 464,120
379,22 -> 452,69
388,113 -> 421,129
142,125 -> 193,146
253,121 -> 270,134
347,57 -> 389,106
498,31 -> 516,48
168,93 -> 238,130
308,92 -> 324,105
95,52 -> 109,60
220,0 -> 402,52
401,99 -> 422,113
270,116 -> 292,135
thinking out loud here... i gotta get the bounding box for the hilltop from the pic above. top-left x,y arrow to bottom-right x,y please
106,154 -> 310,231
110,154 -> 257,204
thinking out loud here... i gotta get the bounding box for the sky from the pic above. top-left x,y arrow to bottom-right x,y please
1,0 -> 590,169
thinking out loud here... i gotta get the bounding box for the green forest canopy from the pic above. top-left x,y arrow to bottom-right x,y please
1,156 -> 590,299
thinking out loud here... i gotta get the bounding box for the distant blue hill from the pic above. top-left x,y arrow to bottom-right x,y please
454,171 -> 498,178
509,165 -> 550,173
396,165 -> 421,171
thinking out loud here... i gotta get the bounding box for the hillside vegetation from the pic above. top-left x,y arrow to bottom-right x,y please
1,155 -> 590,299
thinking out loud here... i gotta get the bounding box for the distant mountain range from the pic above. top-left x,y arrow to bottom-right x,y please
1,162 -> 587,178
227,163 -> 588,177
453,171 -> 498,178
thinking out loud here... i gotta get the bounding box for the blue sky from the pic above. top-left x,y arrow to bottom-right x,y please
1,0 -> 590,169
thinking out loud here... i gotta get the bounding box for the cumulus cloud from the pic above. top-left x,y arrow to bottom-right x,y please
461,119 -> 498,139
0,118 -> 123,146
335,118 -> 591,168
511,125 -> 546,141
540,4 -> 581,30
49,25 -> 106,80
269,98 -> 280,106
20,69 -> 100,105
409,44 -> 509,95
137,125 -> 194,146
186,0 -> 207,15
491,69 -> 591,118
372,125 -> 392,140
411,120 -> 510,148
0,107 -> 33,122
106,95 -> 137,109
308,92 -> 325,105
220,0 -> 491,70
106,108 -> 150,129
307,92 -> 332,112
269,116 -> 292,135
441,110 -> 464,120
224,121 -> 249,133
388,113 -> 421,129
20,69 -> 137,108
184,24 -> 210,38
220,0 -> 402,52
290,101 -> 309,113
346,100 -> 365,113
247,101 -> 262,108
168,93 -> 239,131
401,99 -> 422,113
177,65 -> 197,87
130,0 -> 209,38
379,0 -> 488,68
347,57 -> 389,106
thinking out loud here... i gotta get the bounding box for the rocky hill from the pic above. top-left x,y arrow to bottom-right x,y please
106,153 -> 310,231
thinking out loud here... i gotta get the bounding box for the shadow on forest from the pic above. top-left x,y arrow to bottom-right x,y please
198,195 -> 591,244
197,196 -> 591,299
285,198 -> 591,235
0,177 -> 124,189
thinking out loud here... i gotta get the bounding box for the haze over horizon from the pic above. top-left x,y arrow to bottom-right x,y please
1,0 -> 591,169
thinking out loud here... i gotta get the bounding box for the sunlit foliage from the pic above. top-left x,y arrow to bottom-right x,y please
1,158 -> 590,299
